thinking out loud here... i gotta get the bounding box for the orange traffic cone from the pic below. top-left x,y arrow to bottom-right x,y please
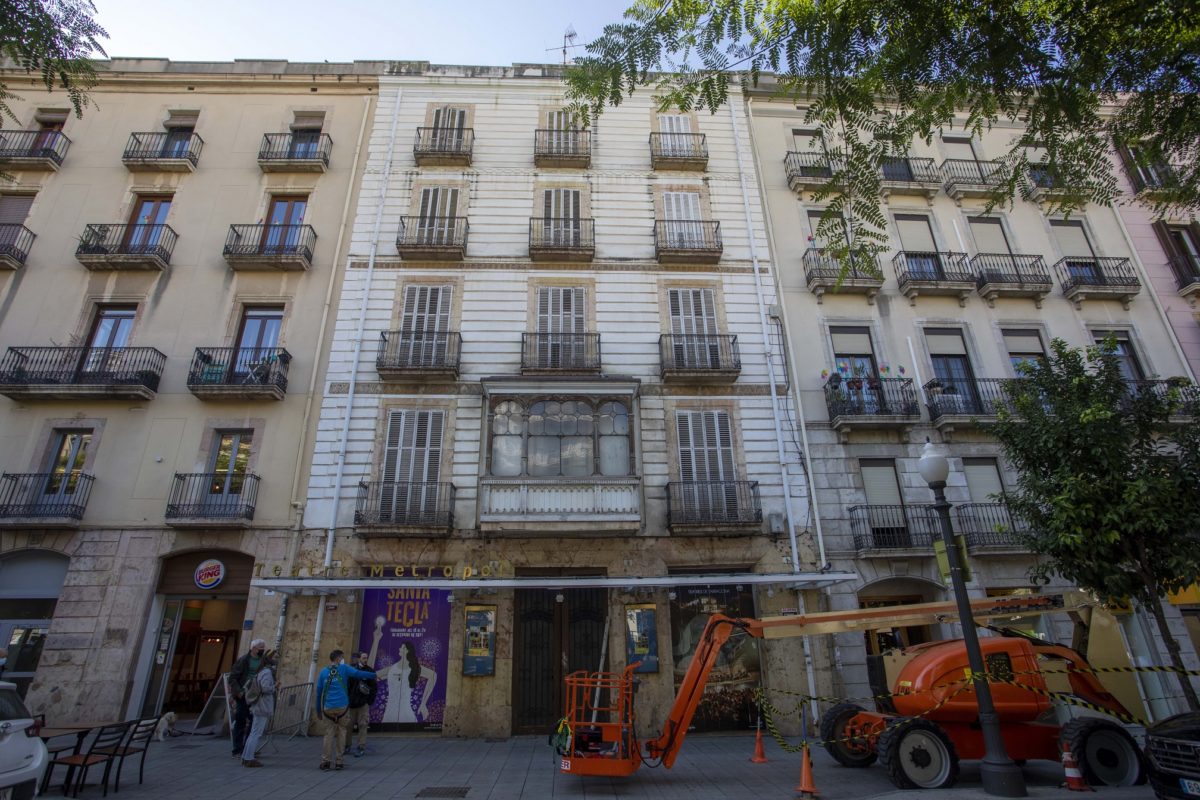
1061,741 -> 1094,792
795,743 -> 820,798
750,726 -> 769,763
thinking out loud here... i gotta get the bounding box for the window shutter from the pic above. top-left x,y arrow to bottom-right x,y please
942,138 -> 976,161
1049,220 -> 1095,257
0,195 -> 34,226
830,327 -> 873,356
860,461 -> 902,505
676,410 -> 734,483
1152,221 -> 1185,264
383,409 -> 443,485
1002,329 -> 1044,357
537,286 -> 585,333
668,288 -> 716,336
925,329 -> 968,356
402,285 -> 451,333
659,114 -> 691,135
968,218 -> 1012,254
434,107 -> 465,132
963,458 -> 1003,503
896,216 -> 937,251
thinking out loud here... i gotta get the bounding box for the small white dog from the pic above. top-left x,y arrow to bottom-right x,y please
154,711 -> 177,741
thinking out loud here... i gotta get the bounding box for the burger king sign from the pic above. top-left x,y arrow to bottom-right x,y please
194,559 -> 226,590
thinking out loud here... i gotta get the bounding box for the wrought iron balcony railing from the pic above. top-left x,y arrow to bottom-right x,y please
396,216 -> 468,257
0,130 -> 71,166
76,224 -> 178,266
649,132 -> 708,167
122,131 -> 204,168
166,473 -> 260,523
654,220 -> 722,262
972,254 -> 1052,287
924,377 -> 1014,419
187,347 -> 291,392
377,330 -> 461,375
1169,257 -> 1200,293
534,129 -> 590,163
521,332 -> 601,372
1124,380 -> 1200,417
659,334 -> 740,377
414,127 -> 474,161
1052,256 -> 1140,292
802,248 -> 884,300
528,218 -> 595,260
849,504 -> 939,550
893,251 -> 974,284
880,156 -> 941,184
1127,162 -> 1180,195
824,376 -> 920,419
784,151 -> 840,183
940,158 -> 1004,188
0,346 -> 166,392
355,481 -> 455,530
223,224 -> 316,266
0,472 -> 94,522
953,502 -> 1029,548
258,132 -> 332,168
667,481 -> 762,527
0,224 -> 36,268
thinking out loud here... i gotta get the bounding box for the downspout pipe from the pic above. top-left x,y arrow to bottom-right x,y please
307,86 -> 403,686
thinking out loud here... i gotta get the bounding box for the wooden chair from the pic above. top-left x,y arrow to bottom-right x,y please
95,716 -> 160,792
42,721 -> 129,797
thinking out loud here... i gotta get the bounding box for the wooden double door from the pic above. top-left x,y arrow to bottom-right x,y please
512,585 -> 607,734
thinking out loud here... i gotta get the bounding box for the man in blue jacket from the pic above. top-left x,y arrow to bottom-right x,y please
315,649 -> 376,770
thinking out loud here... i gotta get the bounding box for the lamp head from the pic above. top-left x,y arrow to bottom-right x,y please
918,439 -> 950,486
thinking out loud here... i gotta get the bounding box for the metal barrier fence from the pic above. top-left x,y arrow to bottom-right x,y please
267,682 -> 313,738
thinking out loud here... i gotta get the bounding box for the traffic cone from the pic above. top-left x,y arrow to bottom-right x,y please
1061,741 -> 1094,792
750,725 -> 768,763
795,743 -> 820,798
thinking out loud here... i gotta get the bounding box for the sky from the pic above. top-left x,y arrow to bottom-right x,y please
93,0 -> 634,66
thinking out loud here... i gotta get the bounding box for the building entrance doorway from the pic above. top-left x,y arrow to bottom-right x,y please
512,582 -> 607,734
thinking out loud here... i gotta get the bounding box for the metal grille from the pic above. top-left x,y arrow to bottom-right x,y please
188,347 -> 291,391
848,504 -> 939,550
823,376 -> 920,418
415,788 -> 470,799
224,224 -> 316,261
1052,256 -> 1141,290
893,251 -> 974,284
0,346 -> 167,389
165,473 -> 260,521
1148,737 -> 1200,774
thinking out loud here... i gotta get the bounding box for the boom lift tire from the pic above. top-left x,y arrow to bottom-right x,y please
877,717 -> 960,790
820,702 -> 878,767
1059,717 -> 1146,787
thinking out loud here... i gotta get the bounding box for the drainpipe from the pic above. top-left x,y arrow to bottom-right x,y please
307,86 -> 404,686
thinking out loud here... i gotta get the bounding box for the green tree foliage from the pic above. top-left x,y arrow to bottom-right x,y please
0,0 -> 107,124
566,0 -> 1199,260
991,339 -> 1200,709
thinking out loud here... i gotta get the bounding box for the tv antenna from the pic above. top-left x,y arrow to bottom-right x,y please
546,25 -> 582,65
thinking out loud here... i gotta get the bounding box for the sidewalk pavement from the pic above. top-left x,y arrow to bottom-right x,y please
87,731 -> 1157,800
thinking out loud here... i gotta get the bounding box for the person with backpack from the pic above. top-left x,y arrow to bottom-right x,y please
315,649 -> 376,770
228,638 -> 267,759
345,651 -> 377,758
240,650 -> 277,768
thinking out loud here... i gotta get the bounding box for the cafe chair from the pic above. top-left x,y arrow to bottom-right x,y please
42,721 -> 130,797
95,715 -> 161,792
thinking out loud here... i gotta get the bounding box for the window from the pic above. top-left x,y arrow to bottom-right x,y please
658,114 -> 693,155
540,188 -> 582,246
1155,222 -> 1200,283
675,410 -> 740,516
668,288 -> 720,368
416,187 -> 460,244
968,217 -> 1012,256
536,286 -> 587,367
398,285 -> 452,365
233,307 -> 284,381
208,431 -> 253,499
895,214 -> 943,278
1092,330 -> 1144,381
942,137 -> 978,162
662,191 -> 703,247
489,398 -> 631,478
792,128 -> 824,152
44,431 -> 91,497
262,195 -> 307,252
1002,329 -> 1047,372
925,328 -> 979,411
0,195 -> 34,253
32,109 -> 67,151
83,306 -> 136,374
126,195 -> 172,251
379,409 -> 444,518
1049,220 -> 1098,282
963,458 -> 1004,503
289,111 -> 325,158
1122,144 -> 1173,190
430,106 -> 467,150
859,459 -> 910,547
162,111 -> 198,157
830,326 -> 877,378
544,109 -> 581,153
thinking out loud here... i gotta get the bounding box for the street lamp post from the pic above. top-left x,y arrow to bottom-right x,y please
918,440 -> 1027,797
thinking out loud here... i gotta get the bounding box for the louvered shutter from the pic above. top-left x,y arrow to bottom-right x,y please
400,285 -> 452,367
542,188 -> 581,246
381,409 -> 444,521
0,195 -> 34,225
668,288 -> 718,368
659,114 -> 691,156
664,191 -> 702,248
537,286 -> 586,367
676,411 -> 737,519
418,187 -> 459,245
432,106 -> 466,151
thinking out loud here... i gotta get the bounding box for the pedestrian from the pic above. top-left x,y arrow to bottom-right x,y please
228,638 -> 267,759
345,651 -> 377,758
316,649 -> 375,771
241,650 -> 277,768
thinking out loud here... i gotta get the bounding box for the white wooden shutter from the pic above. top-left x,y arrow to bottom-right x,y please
963,458 -> 1004,503
668,288 -> 718,368
432,106 -> 466,151
417,187 -> 459,244
401,285 -> 452,366
537,286 -> 586,367
0,195 -> 34,225
659,114 -> 691,155
381,409 -> 444,519
676,410 -> 737,518
664,191 -> 702,248
542,188 -> 581,246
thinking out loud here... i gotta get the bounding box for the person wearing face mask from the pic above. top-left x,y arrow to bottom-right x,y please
315,649 -> 375,771
228,638 -> 267,759
344,651 -> 377,758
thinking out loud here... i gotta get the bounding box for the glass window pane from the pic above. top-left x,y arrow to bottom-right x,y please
599,436 -> 630,476
561,436 -> 592,476
528,436 -> 559,476
491,435 -> 522,476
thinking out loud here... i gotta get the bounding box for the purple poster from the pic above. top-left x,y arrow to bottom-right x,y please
359,588 -> 450,731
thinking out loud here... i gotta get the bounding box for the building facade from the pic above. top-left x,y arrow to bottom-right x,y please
0,59 -> 378,722
746,84 -> 1200,716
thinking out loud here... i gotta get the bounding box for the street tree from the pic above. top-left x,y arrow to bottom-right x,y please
0,0 -> 107,124
565,0 -> 1199,263
990,338 -> 1200,710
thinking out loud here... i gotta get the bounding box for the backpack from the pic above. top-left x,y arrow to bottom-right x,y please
245,671 -> 263,705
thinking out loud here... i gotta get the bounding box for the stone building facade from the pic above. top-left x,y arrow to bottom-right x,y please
0,59 -> 379,722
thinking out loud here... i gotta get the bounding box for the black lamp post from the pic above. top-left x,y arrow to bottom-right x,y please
918,440 -> 1027,797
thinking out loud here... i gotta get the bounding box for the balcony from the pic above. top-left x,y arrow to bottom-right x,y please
478,476 -> 641,535
1128,162 -> 1181,196
165,473 -> 260,528
1052,256 -> 1141,309
785,152 -> 840,194
666,481 -> 762,533
528,218 -> 595,262
223,224 -> 316,271
0,346 -> 166,401
0,130 -> 71,170
953,503 -> 1030,553
654,220 -> 722,264
802,248 -> 884,303
880,157 -> 941,198
0,473 -> 94,528
941,159 -> 1004,203
848,504 -> 938,555
972,254 -> 1053,307
649,132 -> 708,170
893,251 -> 975,305
76,224 -> 177,271
521,332 -> 601,374
258,132 -> 332,172
1125,380 -> 1200,420
187,347 -> 291,401
0,224 -> 35,270
1171,258 -> 1200,307
414,127 -> 473,166
354,481 -> 455,536
396,217 -> 468,260
534,129 -> 590,168
376,331 -> 461,380
659,334 -> 740,382
924,377 -> 1012,440
122,132 -> 203,172
823,376 -> 920,441
1027,166 -> 1072,204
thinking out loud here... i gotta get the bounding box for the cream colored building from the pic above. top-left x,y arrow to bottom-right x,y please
746,84 -> 1200,717
0,58 -> 378,723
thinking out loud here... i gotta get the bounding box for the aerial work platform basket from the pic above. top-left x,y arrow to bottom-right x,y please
556,663 -> 642,776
